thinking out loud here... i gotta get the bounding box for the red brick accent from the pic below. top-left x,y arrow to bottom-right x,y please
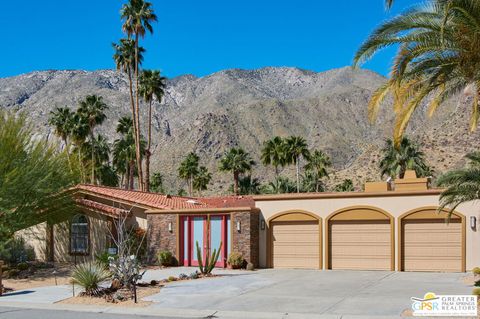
231,211 -> 259,267
147,214 -> 177,264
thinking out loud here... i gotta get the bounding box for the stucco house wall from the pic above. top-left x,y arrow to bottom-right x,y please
254,192 -> 480,270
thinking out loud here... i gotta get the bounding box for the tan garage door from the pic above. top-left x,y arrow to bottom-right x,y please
329,220 -> 391,270
402,219 -> 462,272
272,221 -> 320,269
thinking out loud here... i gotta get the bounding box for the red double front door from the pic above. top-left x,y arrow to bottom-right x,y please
179,215 -> 230,268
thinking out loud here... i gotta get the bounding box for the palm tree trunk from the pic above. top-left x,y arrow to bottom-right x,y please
90,131 -> 95,184
134,33 -> 144,191
129,161 -> 135,190
63,137 -> 72,172
275,165 -> 279,194
234,171 -> 239,195
78,146 -> 85,183
296,157 -> 300,193
127,68 -> 140,184
145,100 -> 152,192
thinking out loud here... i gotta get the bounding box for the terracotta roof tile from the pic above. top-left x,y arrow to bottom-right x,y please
76,184 -> 210,210
76,198 -> 129,217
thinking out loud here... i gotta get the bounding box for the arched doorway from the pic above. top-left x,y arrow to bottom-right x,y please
326,206 -> 394,271
268,211 -> 322,269
399,207 -> 465,272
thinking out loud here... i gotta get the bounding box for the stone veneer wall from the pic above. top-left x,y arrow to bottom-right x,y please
231,211 -> 259,267
147,214 -> 177,264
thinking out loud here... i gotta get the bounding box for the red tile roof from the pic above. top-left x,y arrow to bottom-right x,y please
75,184 -> 254,211
76,198 -> 130,218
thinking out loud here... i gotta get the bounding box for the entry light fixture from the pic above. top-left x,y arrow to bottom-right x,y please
260,220 -> 265,230
236,221 -> 241,232
168,222 -> 173,233
470,216 -> 477,230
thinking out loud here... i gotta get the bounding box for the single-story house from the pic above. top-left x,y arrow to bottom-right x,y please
17,171 -> 480,272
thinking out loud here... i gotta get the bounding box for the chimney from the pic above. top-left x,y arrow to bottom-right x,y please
364,181 -> 392,192
394,170 -> 429,191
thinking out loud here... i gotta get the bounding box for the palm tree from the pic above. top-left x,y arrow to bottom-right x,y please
236,175 -> 261,195
379,137 -> 432,179
334,179 -> 355,192
437,152 -> 480,215
112,38 -> 145,189
48,107 -> 75,166
149,172 -> 164,193
77,95 -> 108,184
284,136 -> 310,193
70,112 -> 90,183
354,0 -> 480,146
121,0 -> 157,190
265,176 -> 296,194
304,149 -> 331,192
193,166 -> 212,196
178,152 -> 200,196
139,69 -> 166,191
261,136 -> 286,193
219,148 -> 255,195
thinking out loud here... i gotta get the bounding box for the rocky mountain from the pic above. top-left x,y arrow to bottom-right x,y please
1,66 -> 478,194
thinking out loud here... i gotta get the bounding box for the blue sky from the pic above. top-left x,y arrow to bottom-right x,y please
0,0 -> 417,79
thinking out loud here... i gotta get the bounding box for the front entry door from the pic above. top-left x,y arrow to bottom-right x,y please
180,215 -> 230,268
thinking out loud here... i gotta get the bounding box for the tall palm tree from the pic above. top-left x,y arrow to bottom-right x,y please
112,38 -> 145,188
379,137 -> 432,179
219,148 -> 255,195
77,95 -> 108,184
193,166 -> 212,196
82,134 -> 115,185
354,0 -> 480,145
48,106 -> 75,166
121,0 -> 157,191
437,152 -> 480,215
284,136 -> 310,193
139,69 -> 166,191
70,112 -> 90,183
304,149 -> 331,192
261,136 -> 286,193
178,152 -> 200,196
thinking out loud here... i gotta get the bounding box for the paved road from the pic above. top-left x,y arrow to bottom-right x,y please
0,307 -> 196,319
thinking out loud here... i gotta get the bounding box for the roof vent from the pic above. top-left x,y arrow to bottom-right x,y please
165,194 -> 172,199
186,199 -> 200,205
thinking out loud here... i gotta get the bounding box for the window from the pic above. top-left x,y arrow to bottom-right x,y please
70,214 -> 89,255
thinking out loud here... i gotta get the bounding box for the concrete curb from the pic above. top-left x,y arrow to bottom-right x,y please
0,301 -> 402,318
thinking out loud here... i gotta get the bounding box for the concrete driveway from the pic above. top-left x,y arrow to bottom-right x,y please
144,267 -> 472,317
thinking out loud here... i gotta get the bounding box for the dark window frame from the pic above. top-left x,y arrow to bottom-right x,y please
70,214 -> 90,256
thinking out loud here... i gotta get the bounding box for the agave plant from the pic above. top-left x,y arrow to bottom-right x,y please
196,241 -> 222,275
71,261 -> 111,296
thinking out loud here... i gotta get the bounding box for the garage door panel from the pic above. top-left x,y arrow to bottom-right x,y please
330,220 -> 391,270
272,221 -> 320,269
402,219 -> 462,272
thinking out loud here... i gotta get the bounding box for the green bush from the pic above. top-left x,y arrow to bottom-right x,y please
16,262 -> 29,271
157,251 -> 173,267
95,251 -> 116,269
473,267 -> 480,275
0,238 -> 35,265
227,252 -> 244,269
473,288 -> 480,296
71,262 -> 111,296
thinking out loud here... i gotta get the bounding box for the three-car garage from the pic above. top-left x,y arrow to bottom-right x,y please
267,206 -> 465,272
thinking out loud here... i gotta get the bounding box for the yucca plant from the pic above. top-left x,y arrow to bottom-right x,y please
196,241 -> 222,275
71,261 -> 111,296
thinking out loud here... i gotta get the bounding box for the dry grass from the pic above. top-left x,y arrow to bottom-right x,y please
3,263 -> 72,291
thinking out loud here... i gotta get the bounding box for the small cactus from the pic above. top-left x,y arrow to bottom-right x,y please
196,241 -> 222,275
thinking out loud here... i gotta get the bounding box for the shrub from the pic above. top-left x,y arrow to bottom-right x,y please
473,267 -> 480,275
473,288 -> 480,296
16,262 -> 29,271
0,238 -> 35,265
71,261 -> 111,296
196,241 -> 222,275
189,271 -> 199,279
246,262 -> 255,271
157,251 -> 173,267
227,252 -> 244,269
475,280 -> 480,287
167,276 -> 177,282
95,251 -> 116,269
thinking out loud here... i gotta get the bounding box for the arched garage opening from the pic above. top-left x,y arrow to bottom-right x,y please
267,210 -> 322,269
326,206 -> 394,271
399,207 -> 465,272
